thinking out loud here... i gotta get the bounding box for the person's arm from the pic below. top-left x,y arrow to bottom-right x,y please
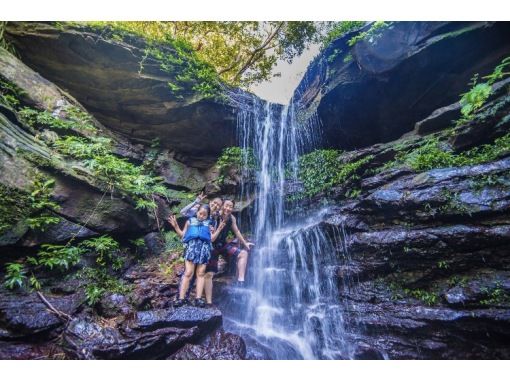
179,192 -> 206,217
230,216 -> 254,251
167,215 -> 188,238
211,219 -> 227,242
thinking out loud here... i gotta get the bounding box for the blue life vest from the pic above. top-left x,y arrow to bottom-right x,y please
183,217 -> 212,243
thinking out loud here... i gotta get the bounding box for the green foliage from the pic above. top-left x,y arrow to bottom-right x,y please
130,238 -> 146,248
479,281 -> 509,306
388,280 -> 439,306
403,288 -> 439,306
322,21 -> 365,47
19,106 -> 97,132
158,260 -> 177,277
52,135 -> 168,210
3,262 -> 27,289
75,22 -> 323,88
343,53 -> 353,63
457,57 -> 510,125
4,234 -> 126,296
0,76 -> 24,108
347,21 -> 390,47
0,174 -> 60,235
345,188 -> 362,199
459,81 -> 492,121
0,22 -> 16,55
33,244 -> 85,271
163,231 -> 183,253
79,267 -> 132,306
295,149 -> 342,197
327,48 -> 343,63
80,235 -> 122,269
470,173 -> 507,193
145,44 -> 222,99
447,275 -> 469,288
53,136 -> 111,158
437,188 -> 471,215
388,133 -> 510,172
216,146 -> 257,184
294,149 -> 372,198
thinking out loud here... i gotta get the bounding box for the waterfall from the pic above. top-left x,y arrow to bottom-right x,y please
219,95 -> 352,359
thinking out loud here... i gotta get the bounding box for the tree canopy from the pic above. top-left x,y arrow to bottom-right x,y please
79,21 -> 326,87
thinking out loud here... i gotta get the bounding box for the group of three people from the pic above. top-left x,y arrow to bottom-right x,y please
167,193 -> 253,308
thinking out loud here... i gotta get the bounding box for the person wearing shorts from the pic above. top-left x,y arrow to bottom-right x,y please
204,199 -> 254,306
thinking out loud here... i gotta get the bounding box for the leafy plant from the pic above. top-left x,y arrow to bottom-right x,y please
80,235 -> 123,269
470,173 -> 507,193
0,174 -> 60,235
34,244 -> 86,271
347,21 -> 391,47
216,146 -> 257,184
3,262 -> 27,289
479,281 -> 509,306
404,288 -> 439,306
294,149 -> 372,198
163,231 -> 183,253
19,106 -> 97,132
438,188 -> 471,215
322,21 -> 365,48
386,133 -> 510,172
345,188 -> 362,198
457,56 -> 510,125
0,77 -> 24,108
52,135 -> 169,210
80,267 -> 132,306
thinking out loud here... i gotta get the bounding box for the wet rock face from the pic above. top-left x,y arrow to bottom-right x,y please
0,288 -> 84,340
64,316 -> 199,359
5,22 -> 238,167
135,306 -> 222,331
0,341 -> 66,359
64,306 -> 222,359
294,22 -> 510,151
97,293 -> 133,319
321,155 -> 510,358
170,328 -> 246,359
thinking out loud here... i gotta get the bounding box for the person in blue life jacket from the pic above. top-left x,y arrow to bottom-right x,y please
168,204 -> 226,307
177,192 -> 223,301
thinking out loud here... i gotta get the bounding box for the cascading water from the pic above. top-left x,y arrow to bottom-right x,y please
219,96 -> 353,359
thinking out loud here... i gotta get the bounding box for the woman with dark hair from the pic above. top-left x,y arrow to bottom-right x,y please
204,198 -> 254,305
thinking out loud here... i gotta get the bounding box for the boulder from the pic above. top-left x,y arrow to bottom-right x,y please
63,317 -> 197,359
135,306 -> 222,331
64,306 -> 222,359
169,328 -> 246,359
97,293 -> 134,318
0,289 -> 84,340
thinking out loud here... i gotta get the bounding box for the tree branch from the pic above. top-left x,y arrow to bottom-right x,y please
233,22 -> 284,82
37,291 -> 72,322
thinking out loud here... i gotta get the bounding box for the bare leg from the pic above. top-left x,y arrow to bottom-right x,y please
204,272 -> 214,304
179,261 -> 195,300
195,264 -> 206,299
237,250 -> 248,281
